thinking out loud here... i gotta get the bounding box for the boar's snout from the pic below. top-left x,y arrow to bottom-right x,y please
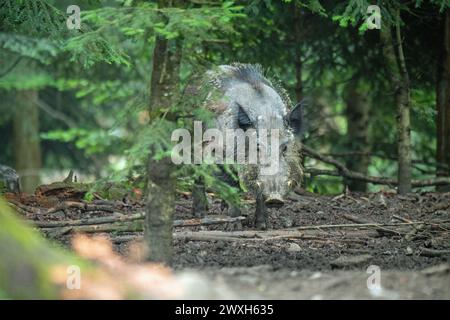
265,195 -> 285,208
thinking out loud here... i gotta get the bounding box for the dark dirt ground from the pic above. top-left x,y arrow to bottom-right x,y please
173,190 -> 450,299
9,189 -> 450,299
169,191 -> 450,271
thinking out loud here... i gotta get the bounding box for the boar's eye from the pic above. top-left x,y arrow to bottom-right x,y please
237,104 -> 253,131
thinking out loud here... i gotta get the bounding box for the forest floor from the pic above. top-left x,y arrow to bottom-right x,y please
7,188 -> 450,299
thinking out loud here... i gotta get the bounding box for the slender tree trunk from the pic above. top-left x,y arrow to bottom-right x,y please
344,81 -> 370,192
293,4 -> 303,104
380,10 -> 412,194
437,9 -> 450,192
13,90 -> 41,193
144,0 -> 182,265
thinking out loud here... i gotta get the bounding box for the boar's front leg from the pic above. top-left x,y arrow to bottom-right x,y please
221,200 -> 242,231
255,192 -> 268,230
192,176 -> 208,217
220,200 -> 241,217
216,166 -> 243,230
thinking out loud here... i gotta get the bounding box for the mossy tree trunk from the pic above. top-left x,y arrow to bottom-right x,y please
293,4 -> 303,104
380,10 -> 412,194
144,0 -> 182,265
344,81 -> 370,192
437,9 -> 450,192
13,89 -> 42,193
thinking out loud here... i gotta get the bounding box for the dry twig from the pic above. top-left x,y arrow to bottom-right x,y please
303,145 -> 450,187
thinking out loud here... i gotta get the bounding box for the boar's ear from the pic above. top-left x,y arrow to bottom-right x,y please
237,105 -> 252,130
288,102 -> 304,136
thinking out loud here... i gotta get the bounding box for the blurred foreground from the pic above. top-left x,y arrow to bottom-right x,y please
2,186 -> 450,299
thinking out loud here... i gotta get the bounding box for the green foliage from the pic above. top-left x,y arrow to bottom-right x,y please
126,119 -> 177,165
282,0 -> 326,16
0,0 -> 130,69
42,127 -> 120,155
0,0 -> 64,35
64,33 -> 130,68
0,33 -> 60,64
0,69 -> 55,90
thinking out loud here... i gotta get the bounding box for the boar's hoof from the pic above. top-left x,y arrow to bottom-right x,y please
192,203 -> 208,218
221,200 -> 241,217
192,194 -> 208,218
255,220 -> 267,230
228,206 -> 241,217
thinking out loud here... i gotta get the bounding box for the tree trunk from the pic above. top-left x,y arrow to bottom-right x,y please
380,10 -> 412,194
13,90 -> 42,193
144,0 -> 182,265
437,9 -> 450,192
344,81 -> 370,192
293,4 -> 303,103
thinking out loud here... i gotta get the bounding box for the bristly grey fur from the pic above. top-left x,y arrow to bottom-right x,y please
208,63 -> 292,109
229,64 -> 270,91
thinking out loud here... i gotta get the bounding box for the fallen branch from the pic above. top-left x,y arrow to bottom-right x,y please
173,215 -> 246,227
7,202 -> 29,215
295,222 -> 395,231
303,145 -> 450,187
172,228 -> 379,242
39,214 -> 450,238
419,247 -> 450,257
41,220 -> 145,235
294,219 -> 450,232
392,215 -> 413,223
7,200 -> 43,214
34,212 -> 144,228
173,231 -> 314,242
341,213 -> 400,236
111,235 -> 142,243
45,201 -> 117,214
173,231 -> 371,243
40,215 -> 247,235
